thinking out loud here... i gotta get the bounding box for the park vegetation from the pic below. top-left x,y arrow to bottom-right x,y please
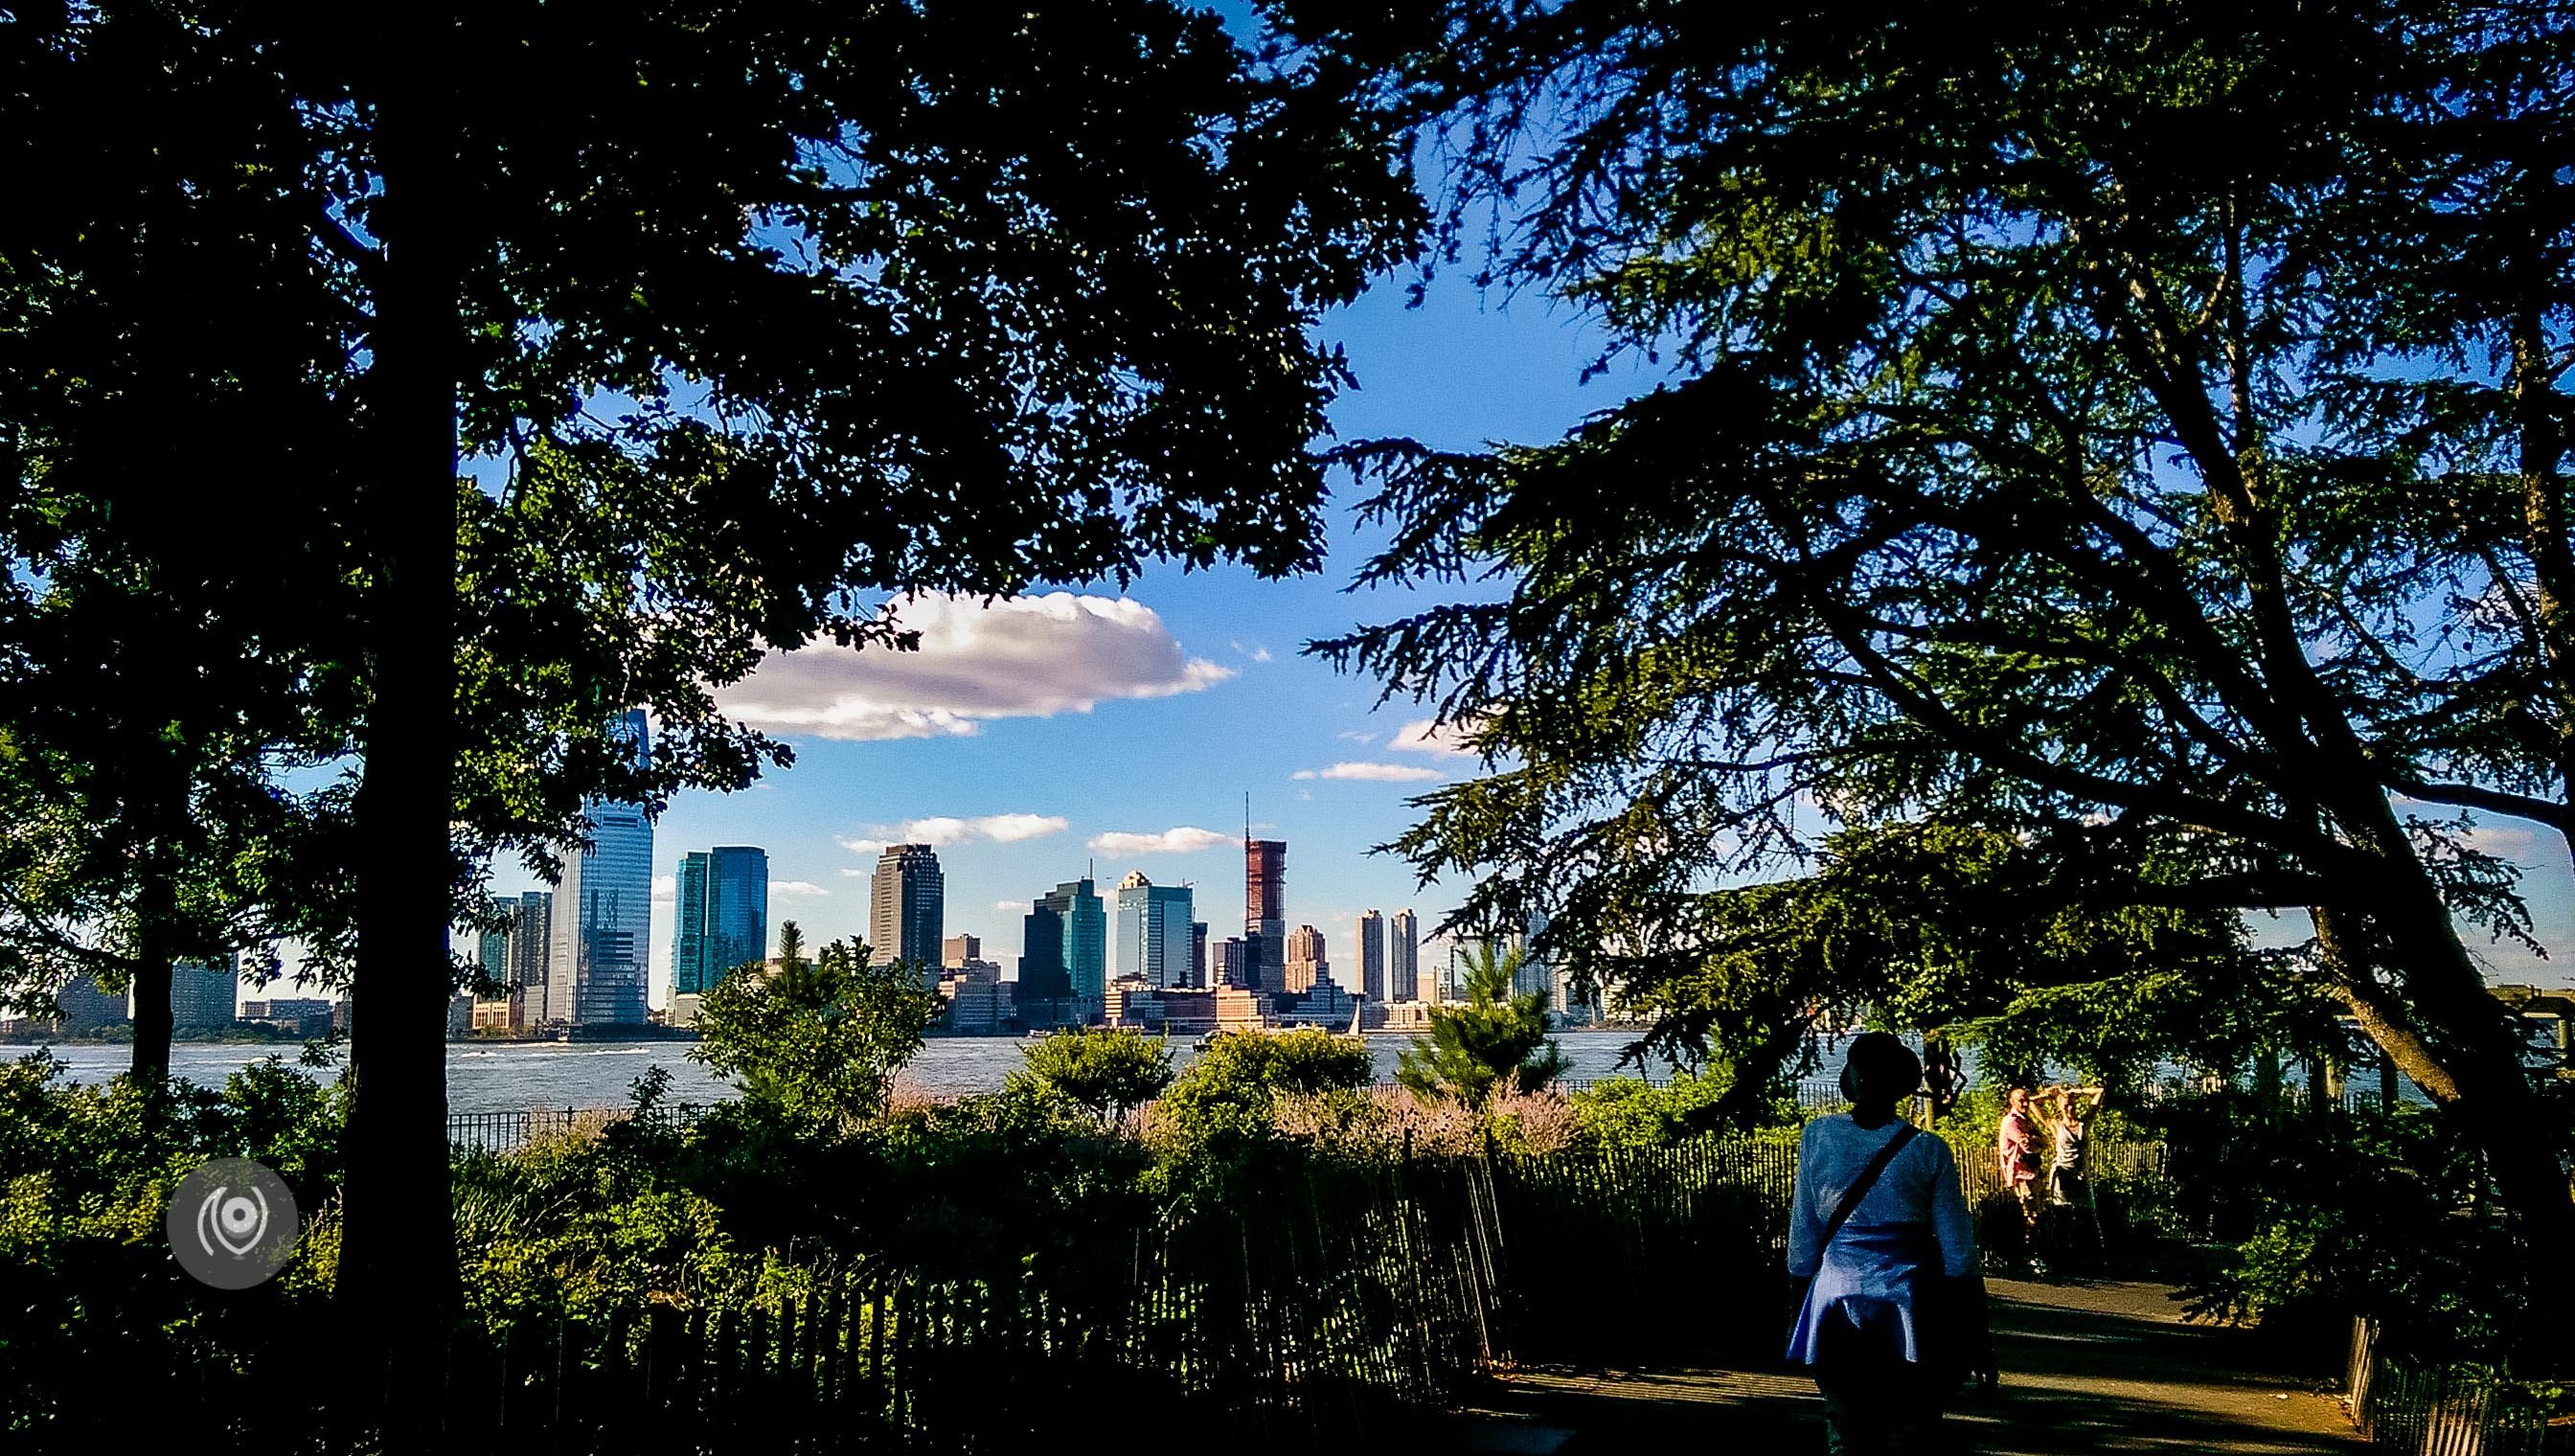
1290,0 -> 2575,1369
0,0 -> 2564,1438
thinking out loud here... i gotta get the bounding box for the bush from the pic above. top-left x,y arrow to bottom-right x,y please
690,926 -> 942,1131
1151,1028 -> 1374,1158
1010,1028 -> 1174,1122
0,1051 -> 345,1439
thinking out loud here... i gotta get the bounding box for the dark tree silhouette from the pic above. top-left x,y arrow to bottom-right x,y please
1288,0 -> 2575,1300
7,1 -> 1419,1431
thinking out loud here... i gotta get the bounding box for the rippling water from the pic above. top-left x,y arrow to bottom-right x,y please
23,1031 -> 1691,1115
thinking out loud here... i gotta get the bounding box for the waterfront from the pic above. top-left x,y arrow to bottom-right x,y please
27,1031 -> 1696,1114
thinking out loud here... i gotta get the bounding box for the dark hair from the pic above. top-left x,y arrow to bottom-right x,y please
1838,1032 -> 1922,1105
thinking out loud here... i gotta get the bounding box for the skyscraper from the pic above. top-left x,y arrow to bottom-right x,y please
870,843 -> 946,982
943,934 -> 982,969
710,846 -> 766,981
1391,909 -> 1420,1001
508,891 -> 549,1028
673,846 -> 769,995
1244,838 -> 1286,990
546,709 -> 654,1027
1191,921 -> 1209,990
1356,910 -> 1386,1002
476,910 -> 512,992
170,959 -> 237,1030
1285,922 -> 1329,994
1116,871 -> 1195,990
1020,876 -> 1105,1023
475,891 -> 549,1033
1513,909 -> 1552,1004
1216,936 -> 1248,988
1019,901 -> 1069,1024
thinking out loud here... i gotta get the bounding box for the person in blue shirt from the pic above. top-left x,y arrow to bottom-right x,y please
1788,1033 -> 1996,1453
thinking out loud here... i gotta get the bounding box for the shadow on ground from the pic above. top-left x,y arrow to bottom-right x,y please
1443,1279 -> 2359,1454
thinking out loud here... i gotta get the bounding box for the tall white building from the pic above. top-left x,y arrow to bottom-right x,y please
1390,908 -> 1420,1001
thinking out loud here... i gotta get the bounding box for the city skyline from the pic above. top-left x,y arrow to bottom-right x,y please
444,226 -> 2568,1007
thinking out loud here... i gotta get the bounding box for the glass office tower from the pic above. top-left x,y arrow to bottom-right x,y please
1115,872 -> 1194,990
547,709 -> 655,1027
672,846 -> 768,996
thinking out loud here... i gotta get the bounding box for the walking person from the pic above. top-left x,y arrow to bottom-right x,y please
1789,1034 -> 1995,1454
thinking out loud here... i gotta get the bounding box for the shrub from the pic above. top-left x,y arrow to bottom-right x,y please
1010,1027 -> 1174,1122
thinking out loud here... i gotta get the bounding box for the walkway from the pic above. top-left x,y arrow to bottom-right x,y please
1448,1278 -> 2361,1454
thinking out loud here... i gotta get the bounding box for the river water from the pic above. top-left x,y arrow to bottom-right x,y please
23,1032 -> 1696,1115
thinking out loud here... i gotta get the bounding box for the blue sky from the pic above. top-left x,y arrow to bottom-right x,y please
485,263 -> 1696,1003
477,252 -> 2575,1007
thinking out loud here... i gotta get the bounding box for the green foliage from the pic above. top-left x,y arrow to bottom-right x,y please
1398,941 -> 1568,1108
1155,1028 -> 1375,1155
0,1053 -> 346,1428
2151,1094 -> 2536,1364
1566,1071 -> 1793,1150
688,924 -> 940,1130
1289,0 -> 2575,1266
1010,1028 -> 1175,1121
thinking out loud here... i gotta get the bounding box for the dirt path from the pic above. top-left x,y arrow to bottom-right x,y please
1447,1278 -> 2361,1454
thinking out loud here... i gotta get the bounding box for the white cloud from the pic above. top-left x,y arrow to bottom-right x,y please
2457,821 -> 2541,856
1336,730 -> 1379,744
900,813 -> 1068,846
1087,827 -> 1239,856
1292,762 -> 1446,783
840,814 -> 1068,853
718,592 -> 1233,740
1389,717 -> 1484,759
650,875 -> 677,900
773,879 -> 831,898
993,899 -> 1029,913
837,868 -> 871,879
1230,639 -> 1274,664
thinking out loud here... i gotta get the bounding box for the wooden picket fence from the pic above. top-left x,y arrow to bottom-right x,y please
2348,1320 -> 2575,1456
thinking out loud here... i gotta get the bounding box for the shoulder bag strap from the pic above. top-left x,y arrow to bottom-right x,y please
1819,1123 -> 1918,1251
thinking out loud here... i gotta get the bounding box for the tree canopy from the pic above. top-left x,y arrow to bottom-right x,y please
1288,0 -> 2575,1266
7,0 -> 1423,1421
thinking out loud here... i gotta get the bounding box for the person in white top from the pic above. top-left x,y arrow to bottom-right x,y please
1787,1033 -> 1994,1454
2040,1083 -> 2104,1206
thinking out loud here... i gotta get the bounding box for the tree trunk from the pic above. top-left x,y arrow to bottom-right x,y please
337,20 -> 463,1444
128,863 -> 174,1085
2341,888 -> 2575,1366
